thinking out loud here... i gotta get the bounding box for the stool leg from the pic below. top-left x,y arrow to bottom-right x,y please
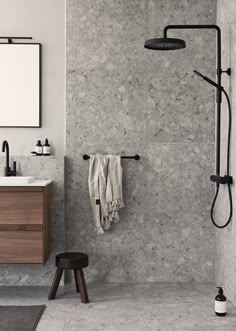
48,268 -> 63,300
76,269 -> 89,303
73,269 -> 80,293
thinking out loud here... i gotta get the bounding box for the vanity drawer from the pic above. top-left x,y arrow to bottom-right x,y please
0,231 -> 43,264
0,191 -> 43,224
0,184 -> 51,264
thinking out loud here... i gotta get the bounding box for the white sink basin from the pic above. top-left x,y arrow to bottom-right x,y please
0,176 -> 34,184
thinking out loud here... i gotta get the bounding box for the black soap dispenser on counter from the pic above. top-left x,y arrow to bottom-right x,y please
35,140 -> 43,155
43,138 -> 51,156
215,287 -> 227,316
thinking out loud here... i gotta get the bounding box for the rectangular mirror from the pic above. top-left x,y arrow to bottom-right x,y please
0,43 -> 41,127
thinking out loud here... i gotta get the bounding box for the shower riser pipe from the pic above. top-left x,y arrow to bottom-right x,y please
163,25 -> 221,176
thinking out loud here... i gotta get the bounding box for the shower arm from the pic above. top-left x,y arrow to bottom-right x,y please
163,24 -> 225,177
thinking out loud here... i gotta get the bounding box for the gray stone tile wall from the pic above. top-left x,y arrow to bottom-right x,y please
66,0 -> 216,282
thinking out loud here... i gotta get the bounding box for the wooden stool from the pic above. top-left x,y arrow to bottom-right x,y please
48,252 -> 89,303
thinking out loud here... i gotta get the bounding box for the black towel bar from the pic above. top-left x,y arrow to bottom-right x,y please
83,154 -> 140,160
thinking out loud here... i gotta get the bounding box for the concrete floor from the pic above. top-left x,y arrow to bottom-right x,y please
0,283 -> 235,330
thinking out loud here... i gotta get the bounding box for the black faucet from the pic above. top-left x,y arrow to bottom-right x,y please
2,140 -> 16,176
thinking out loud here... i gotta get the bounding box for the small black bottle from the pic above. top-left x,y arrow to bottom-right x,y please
35,140 -> 43,156
215,287 -> 227,316
43,138 -> 51,156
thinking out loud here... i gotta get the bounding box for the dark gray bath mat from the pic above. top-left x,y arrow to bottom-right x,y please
0,305 -> 46,331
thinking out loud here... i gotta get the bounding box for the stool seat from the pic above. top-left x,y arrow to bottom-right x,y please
48,251 -> 89,304
56,252 -> 89,270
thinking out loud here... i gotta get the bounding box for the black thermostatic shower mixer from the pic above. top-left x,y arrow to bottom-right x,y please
210,175 -> 233,185
144,25 -> 233,229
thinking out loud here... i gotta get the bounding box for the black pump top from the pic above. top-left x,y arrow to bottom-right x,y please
217,287 -> 223,295
44,138 -> 50,146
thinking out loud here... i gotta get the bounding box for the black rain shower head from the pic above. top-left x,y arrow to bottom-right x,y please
193,70 -> 224,91
144,37 -> 186,51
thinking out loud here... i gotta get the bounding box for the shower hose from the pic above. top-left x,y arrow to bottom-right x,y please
210,89 -> 232,228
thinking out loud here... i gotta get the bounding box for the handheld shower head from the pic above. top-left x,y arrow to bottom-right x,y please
193,70 -> 204,79
193,70 -> 224,91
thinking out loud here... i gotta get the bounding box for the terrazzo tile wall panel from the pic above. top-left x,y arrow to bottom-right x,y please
216,0 -> 236,304
66,0 -> 217,282
0,156 -> 65,286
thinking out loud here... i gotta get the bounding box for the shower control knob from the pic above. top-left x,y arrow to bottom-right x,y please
210,175 -> 233,185
219,68 -> 231,76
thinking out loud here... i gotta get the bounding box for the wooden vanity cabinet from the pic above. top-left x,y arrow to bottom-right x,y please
0,183 -> 52,264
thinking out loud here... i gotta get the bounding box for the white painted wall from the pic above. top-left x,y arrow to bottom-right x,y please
0,0 -> 65,155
